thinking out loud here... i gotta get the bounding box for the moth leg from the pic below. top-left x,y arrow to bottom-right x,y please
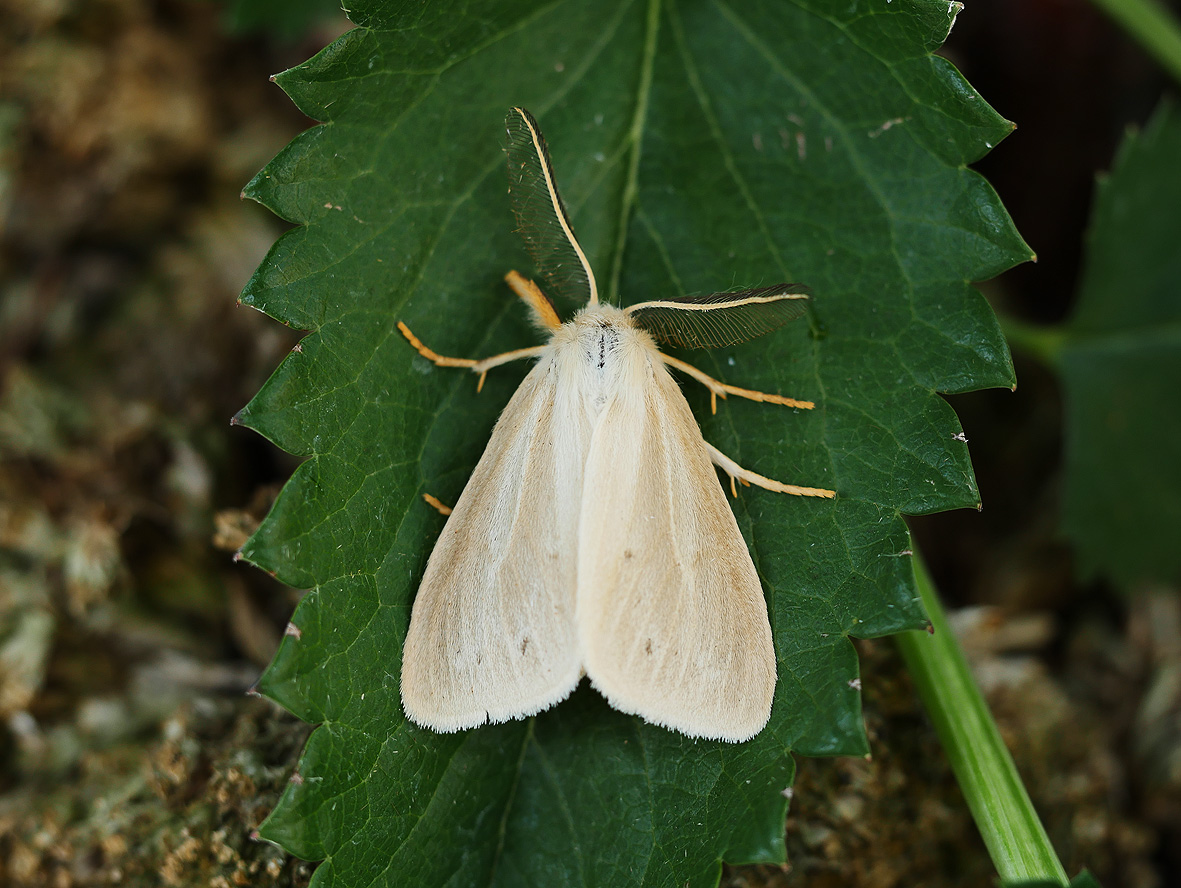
505,270 -> 562,330
398,322 -> 546,391
661,354 -> 815,415
421,493 -> 453,516
705,441 -> 835,499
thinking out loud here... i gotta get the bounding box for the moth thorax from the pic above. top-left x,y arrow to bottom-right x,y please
572,302 -> 631,331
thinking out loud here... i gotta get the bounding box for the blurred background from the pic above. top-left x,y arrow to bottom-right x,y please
0,1 -> 1177,885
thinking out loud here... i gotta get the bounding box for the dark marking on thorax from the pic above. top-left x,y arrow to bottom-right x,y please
585,321 -> 620,372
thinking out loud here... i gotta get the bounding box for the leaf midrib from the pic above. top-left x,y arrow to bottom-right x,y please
605,0 -> 662,304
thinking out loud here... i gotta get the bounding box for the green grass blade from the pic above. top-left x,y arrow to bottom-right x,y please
997,314 -> 1065,369
896,550 -> 1069,886
1087,0 -> 1181,84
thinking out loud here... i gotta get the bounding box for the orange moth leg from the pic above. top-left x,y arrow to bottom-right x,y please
661,354 -> 815,415
505,270 -> 562,330
705,441 -> 836,499
422,493 -> 453,516
398,321 -> 547,391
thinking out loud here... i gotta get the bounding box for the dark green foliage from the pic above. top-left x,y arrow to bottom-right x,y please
1061,102 -> 1181,586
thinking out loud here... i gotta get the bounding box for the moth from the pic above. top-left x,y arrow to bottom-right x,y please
398,107 -> 835,743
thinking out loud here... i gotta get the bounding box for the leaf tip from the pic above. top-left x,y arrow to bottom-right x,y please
240,170 -> 270,207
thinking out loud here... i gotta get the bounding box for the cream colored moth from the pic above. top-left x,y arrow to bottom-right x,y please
398,107 -> 835,743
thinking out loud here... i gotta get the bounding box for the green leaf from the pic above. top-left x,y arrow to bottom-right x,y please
237,0 -> 1027,884
1059,101 -> 1181,586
